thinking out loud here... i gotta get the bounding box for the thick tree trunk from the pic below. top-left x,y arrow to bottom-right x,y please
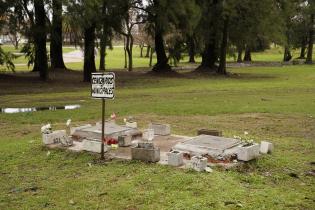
244,46 -> 252,62
306,14 -> 314,64
299,38 -> 307,59
237,47 -> 243,63
50,0 -> 66,70
283,46 -> 292,62
152,29 -> 171,72
145,45 -> 151,57
34,0 -> 48,80
83,23 -> 96,82
218,18 -> 229,75
188,36 -> 196,63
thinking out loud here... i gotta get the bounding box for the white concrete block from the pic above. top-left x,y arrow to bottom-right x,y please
82,139 -> 108,153
149,123 -> 171,136
42,130 -> 69,145
167,151 -> 184,167
237,143 -> 260,161
126,122 -> 137,128
143,129 -> 154,141
191,156 -> 207,172
260,141 -> 273,154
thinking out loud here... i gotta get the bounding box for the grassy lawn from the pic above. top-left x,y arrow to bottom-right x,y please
0,64 -> 314,209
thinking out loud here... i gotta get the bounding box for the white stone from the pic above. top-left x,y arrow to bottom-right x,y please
42,130 -> 69,145
260,141 -> 273,154
149,123 -> 171,136
191,156 -> 208,172
237,143 -> 260,161
82,139 -> 108,153
126,122 -> 137,128
70,124 -> 92,135
143,129 -> 154,141
167,151 -> 184,167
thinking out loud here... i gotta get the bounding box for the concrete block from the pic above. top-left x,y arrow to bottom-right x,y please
167,151 -> 184,167
237,143 -> 260,161
138,142 -> 154,149
197,129 -> 222,137
118,135 -> 132,147
191,156 -> 208,172
82,139 -> 108,153
260,141 -> 273,154
131,147 -> 160,162
42,130 -> 69,145
149,123 -> 171,136
143,129 -> 154,141
126,122 -> 137,128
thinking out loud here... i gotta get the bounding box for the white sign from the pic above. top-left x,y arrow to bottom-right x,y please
91,72 -> 115,99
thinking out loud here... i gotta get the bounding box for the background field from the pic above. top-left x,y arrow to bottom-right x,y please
0,63 -> 314,209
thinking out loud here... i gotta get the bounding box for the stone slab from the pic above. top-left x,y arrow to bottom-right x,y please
197,129 -> 222,137
82,139 -> 108,153
173,135 -> 241,157
131,147 -> 160,162
42,130 -> 69,145
149,123 -> 171,136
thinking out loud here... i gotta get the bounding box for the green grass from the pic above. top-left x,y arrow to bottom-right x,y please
0,65 -> 314,209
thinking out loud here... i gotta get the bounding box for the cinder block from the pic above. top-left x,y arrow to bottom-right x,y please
143,129 -> 154,141
82,139 -> 108,153
131,147 -> 160,162
149,123 -> 171,136
197,129 -> 222,137
260,141 -> 273,154
126,122 -> 137,128
167,151 -> 184,167
191,156 -> 208,172
118,135 -> 132,147
237,143 -> 260,161
42,130 -> 69,145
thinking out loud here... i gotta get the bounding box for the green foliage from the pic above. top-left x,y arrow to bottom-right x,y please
20,42 -> 35,69
0,46 -> 16,72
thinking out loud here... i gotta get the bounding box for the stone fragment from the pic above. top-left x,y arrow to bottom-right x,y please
197,129 -> 222,137
260,141 -> 273,154
191,156 -> 208,172
149,123 -> 171,136
42,130 -> 69,145
167,151 -> 184,167
131,146 -> 160,162
143,129 -> 154,141
82,139 -> 108,153
236,143 -> 260,161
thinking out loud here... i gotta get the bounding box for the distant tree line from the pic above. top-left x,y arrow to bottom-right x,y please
0,0 -> 314,81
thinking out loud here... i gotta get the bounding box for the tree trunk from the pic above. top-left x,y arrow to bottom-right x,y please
152,28 -> 170,72
218,17 -> 229,75
126,34 -> 133,72
140,45 -> 143,57
149,47 -> 154,67
34,0 -> 48,80
188,36 -> 196,63
306,13 -> 314,64
237,46 -> 243,63
244,46 -> 252,62
299,38 -> 307,59
99,27 -> 106,71
283,46 -> 292,62
145,45 -> 151,57
50,0 -> 66,70
124,37 -> 127,68
83,23 -> 96,82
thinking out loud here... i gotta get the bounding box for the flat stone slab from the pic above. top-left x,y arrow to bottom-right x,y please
72,122 -> 139,140
173,135 -> 241,157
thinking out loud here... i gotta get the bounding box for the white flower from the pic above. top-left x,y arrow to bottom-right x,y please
244,131 -> 249,135
66,119 -> 71,127
123,118 -> 127,123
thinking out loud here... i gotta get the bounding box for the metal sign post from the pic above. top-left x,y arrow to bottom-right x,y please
91,72 -> 115,159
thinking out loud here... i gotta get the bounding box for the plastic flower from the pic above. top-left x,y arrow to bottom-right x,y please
111,113 -> 116,120
41,124 -> 52,134
123,118 -> 127,123
244,131 -> 249,135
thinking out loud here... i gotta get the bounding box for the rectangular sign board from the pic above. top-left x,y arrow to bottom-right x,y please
91,72 -> 115,99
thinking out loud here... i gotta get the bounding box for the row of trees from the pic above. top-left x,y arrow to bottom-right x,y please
0,0 -> 314,81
